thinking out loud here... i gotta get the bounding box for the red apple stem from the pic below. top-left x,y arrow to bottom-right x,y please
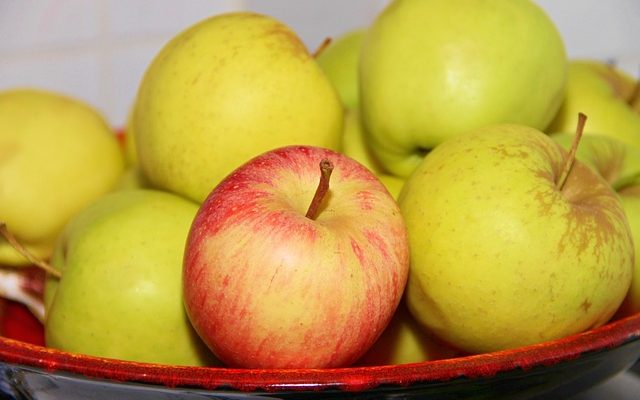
312,36 -> 332,58
305,159 -> 334,220
0,222 -> 62,278
556,113 -> 587,191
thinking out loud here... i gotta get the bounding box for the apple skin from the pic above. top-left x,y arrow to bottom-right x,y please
377,174 -> 405,200
355,302 -> 461,366
619,187 -> 640,316
399,124 -> 633,354
360,0 -> 567,178
341,110 -> 405,198
547,60 -> 640,149
316,29 -> 366,110
45,189 -> 217,366
183,145 -> 410,368
341,109 -> 385,173
134,12 -> 343,203
552,133 -> 640,317
0,88 -> 125,266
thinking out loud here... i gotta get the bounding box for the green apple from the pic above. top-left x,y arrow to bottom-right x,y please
44,189 -> 217,366
400,124 -> 633,354
378,174 -> 405,200
113,167 -> 150,191
316,29 -> 366,110
548,60 -> 640,148
0,89 -> 125,266
355,302 -> 460,366
341,110 -> 405,198
360,0 -> 567,177
134,12 -> 344,203
341,109 -> 385,173
551,133 -> 640,317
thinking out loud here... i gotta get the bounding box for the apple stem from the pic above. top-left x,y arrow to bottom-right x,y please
0,222 -> 62,279
305,159 -> 334,220
627,67 -> 640,106
556,113 -> 587,191
312,36 -> 332,58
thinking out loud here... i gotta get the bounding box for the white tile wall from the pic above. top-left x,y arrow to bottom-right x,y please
1,0 -> 639,128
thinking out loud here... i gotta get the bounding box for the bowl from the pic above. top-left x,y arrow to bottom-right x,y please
0,298 -> 638,399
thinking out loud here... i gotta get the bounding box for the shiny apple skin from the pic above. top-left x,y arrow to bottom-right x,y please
183,145 -> 410,369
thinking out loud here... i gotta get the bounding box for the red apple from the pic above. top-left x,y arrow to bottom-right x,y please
183,145 -> 409,368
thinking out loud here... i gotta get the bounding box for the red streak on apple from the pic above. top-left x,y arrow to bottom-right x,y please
183,145 -> 409,369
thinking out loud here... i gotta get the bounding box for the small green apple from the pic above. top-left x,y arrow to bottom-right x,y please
316,29 -> 366,110
113,167 -> 150,191
547,60 -> 640,148
44,189 -> 217,366
552,133 -> 640,317
400,123 -> 633,354
0,89 -> 125,266
341,110 -> 405,198
360,0 -> 567,177
355,302 -> 460,366
134,12 -> 343,203
341,109 -> 385,173
378,174 -> 405,200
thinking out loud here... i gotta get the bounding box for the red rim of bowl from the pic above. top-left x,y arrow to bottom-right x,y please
0,312 -> 638,393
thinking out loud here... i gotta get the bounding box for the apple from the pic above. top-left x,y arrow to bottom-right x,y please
183,145 -> 410,368
316,29 -> 366,110
134,12 -> 344,203
45,189 -> 217,366
113,167 -> 150,191
399,121 -> 634,354
551,132 -> 640,317
341,110 -> 405,198
0,88 -> 125,266
355,302 -> 461,366
377,174 -> 405,200
123,107 -> 138,167
341,110 -> 384,173
547,60 -> 640,148
359,0 -> 567,178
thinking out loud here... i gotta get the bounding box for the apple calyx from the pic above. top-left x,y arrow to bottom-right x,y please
305,159 -> 334,220
312,37 -> 332,58
0,222 -> 62,278
556,113 -> 588,191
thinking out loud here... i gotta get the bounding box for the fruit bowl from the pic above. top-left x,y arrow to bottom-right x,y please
0,298 -> 638,399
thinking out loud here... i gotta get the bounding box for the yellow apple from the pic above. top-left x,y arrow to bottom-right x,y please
134,12 -> 343,203
356,303 -> 460,366
316,29 -> 366,110
548,60 -> 640,148
341,110 -> 405,198
400,123 -> 633,354
0,88 -> 125,266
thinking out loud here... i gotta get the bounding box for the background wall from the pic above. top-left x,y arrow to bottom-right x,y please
1,0 -> 639,127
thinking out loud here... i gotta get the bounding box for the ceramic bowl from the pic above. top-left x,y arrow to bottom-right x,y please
0,299 -> 638,399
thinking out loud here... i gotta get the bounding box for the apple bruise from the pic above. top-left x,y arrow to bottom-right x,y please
183,146 -> 409,368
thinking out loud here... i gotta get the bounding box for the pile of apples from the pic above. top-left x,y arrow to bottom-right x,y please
1,0 -> 639,370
